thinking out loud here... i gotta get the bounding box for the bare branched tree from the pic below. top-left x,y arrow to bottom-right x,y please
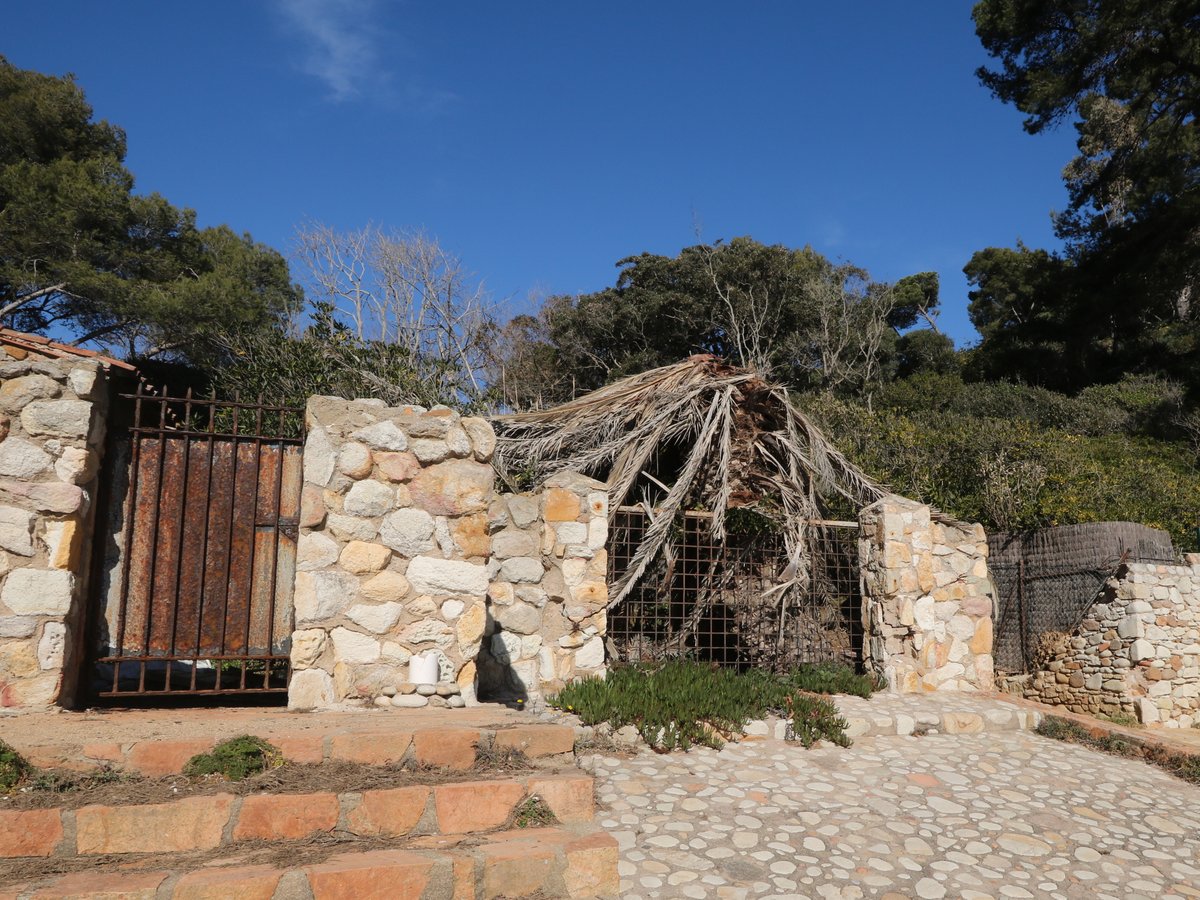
293,222 -> 498,406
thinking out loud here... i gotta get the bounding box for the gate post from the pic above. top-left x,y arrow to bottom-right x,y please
0,357 -> 110,709
858,495 -> 995,693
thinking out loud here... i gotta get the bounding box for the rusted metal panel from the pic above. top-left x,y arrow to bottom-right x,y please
93,384 -> 304,697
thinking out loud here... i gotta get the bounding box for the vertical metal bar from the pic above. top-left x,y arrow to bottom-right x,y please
190,392 -> 218,692
137,389 -> 171,694
217,396 -> 240,689
263,406 -> 286,689
162,387 -> 194,693
112,381 -> 146,694
240,397 -> 266,690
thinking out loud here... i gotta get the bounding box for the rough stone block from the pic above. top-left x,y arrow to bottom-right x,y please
434,780 -> 526,833
544,488 -> 581,522
360,570 -> 410,603
288,668 -> 335,709
0,438 -> 51,479
126,739 -> 214,776
379,507 -> 436,557
0,505 -> 35,556
375,450 -> 420,483
345,786 -> 430,836
297,531 -> 340,571
339,540 -> 392,574
295,569 -> 359,624
408,459 -> 493,516
1,568 -> 74,615
303,849 -> 434,900
527,774 -> 594,823
25,871 -> 167,899
232,793 -> 339,841
352,420 -> 409,451
331,626 -> 381,664
407,556 -> 488,595
345,601 -> 404,634
480,833 -> 558,897
172,865 -> 283,900
0,808 -> 63,857
344,479 -> 395,518
493,725 -> 576,758
563,831 -> 620,897
74,794 -> 234,854
412,727 -> 479,770
0,374 -> 60,413
21,399 -> 91,439
329,731 -> 413,765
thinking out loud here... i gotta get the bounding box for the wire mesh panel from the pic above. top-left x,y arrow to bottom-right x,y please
989,524 -> 1178,673
607,507 -> 862,671
92,384 -> 303,697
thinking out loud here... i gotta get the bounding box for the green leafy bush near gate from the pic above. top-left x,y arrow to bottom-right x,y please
183,735 -> 282,781
548,660 -> 870,752
0,739 -> 31,792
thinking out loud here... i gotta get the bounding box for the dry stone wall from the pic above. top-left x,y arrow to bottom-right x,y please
859,495 -> 995,693
0,356 -> 107,708
289,396 -> 608,710
484,472 -> 609,700
1019,560 -> 1200,727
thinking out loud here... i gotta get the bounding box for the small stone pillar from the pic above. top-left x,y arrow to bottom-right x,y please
0,357 -> 108,708
858,495 -> 994,693
484,471 -> 608,702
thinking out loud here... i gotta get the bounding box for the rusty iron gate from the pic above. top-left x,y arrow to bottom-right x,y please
93,385 -> 304,697
607,507 -> 863,671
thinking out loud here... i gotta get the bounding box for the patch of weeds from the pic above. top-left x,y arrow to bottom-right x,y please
1096,711 -> 1141,728
785,693 -> 852,749
1036,715 -> 1200,787
473,742 -> 530,773
183,735 -> 282,781
26,767 -> 125,795
0,739 -> 31,792
511,795 -> 557,829
548,659 -> 870,752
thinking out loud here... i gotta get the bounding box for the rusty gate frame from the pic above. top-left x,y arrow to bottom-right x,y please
90,383 -> 305,698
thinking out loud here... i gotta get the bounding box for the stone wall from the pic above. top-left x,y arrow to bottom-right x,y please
1018,560 -> 1200,727
483,472 -> 608,700
288,397 -> 609,710
0,357 -> 107,708
859,495 -> 995,693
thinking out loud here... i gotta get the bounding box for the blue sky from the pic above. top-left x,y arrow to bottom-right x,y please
4,1 -> 1079,346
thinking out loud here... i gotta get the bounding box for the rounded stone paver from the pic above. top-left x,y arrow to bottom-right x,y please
581,728 -> 1200,898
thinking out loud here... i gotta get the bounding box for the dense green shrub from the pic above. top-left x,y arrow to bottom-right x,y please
183,735 -> 282,781
786,694 -> 852,749
810,387 -> 1200,550
548,660 -> 869,752
0,739 -> 31,792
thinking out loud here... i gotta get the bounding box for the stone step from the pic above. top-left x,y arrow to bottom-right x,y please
15,723 -> 575,776
740,694 -> 1043,742
0,771 -> 595,861
0,825 -> 619,899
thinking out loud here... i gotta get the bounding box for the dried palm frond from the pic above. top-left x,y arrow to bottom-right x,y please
492,356 -> 897,608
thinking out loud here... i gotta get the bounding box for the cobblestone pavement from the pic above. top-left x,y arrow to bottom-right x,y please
582,730 -> 1200,900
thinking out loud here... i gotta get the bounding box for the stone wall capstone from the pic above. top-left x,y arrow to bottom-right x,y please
859,495 -> 995,693
0,356 -> 107,708
1018,560 -> 1200,727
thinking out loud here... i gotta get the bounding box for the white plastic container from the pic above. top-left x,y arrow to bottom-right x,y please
408,652 -> 439,685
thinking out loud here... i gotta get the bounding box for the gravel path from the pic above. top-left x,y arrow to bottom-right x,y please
582,729 -> 1200,899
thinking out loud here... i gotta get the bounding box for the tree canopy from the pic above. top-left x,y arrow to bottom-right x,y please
969,0 -> 1200,389
497,237 -> 945,408
0,56 -> 300,359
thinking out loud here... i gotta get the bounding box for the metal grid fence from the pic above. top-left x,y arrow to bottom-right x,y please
606,507 -> 862,671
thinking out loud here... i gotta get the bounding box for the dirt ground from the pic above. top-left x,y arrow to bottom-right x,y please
0,702 -> 546,754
